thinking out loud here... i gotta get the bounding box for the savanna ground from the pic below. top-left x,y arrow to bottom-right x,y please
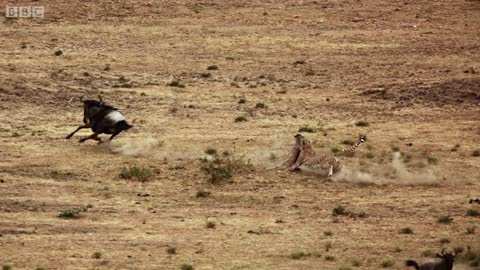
1,1 -> 480,269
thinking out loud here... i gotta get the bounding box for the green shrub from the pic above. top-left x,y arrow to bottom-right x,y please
120,165 -> 154,182
298,126 -> 315,133
437,215 -> 453,224
234,116 -> 247,122
355,120 -> 370,127
466,209 -> 480,217
58,207 -> 87,218
340,139 -> 354,145
167,247 -> 177,254
180,264 -> 194,270
400,227 -> 413,234
92,252 -> 102,259
381,260 -> 394,267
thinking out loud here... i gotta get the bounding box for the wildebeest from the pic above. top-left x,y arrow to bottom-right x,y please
66,95 -> 132,143
405,249 -> 456,270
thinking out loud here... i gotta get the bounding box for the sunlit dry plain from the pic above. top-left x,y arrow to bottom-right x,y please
1,1 -> 479,269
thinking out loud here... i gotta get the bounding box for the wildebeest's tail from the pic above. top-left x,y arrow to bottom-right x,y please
116,120 -> 133,131
405,260 -> 420,270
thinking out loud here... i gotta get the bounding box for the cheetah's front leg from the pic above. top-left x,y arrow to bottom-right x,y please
328,165 -> 334,177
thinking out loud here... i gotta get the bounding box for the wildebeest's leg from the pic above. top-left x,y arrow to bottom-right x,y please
108,131 -> 122,142
66,124 -> 90,139
79,132 -> 100,143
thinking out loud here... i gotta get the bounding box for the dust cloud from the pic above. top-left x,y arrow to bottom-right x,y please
333,152 -> 439,185
107,137 -> 163,157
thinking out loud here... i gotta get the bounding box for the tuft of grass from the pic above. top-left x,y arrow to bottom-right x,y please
323,230 -> 333,236
201,154 -> 253,184
338,267 -> 352,270
269,153 -> 277,161
205,147 -> 217,156
238,98 -> 246,104
36,268 -> 46,270
2,266 -> 12,270
120,165 -> 154,182
466,209 -> 480,217
167,247 -> 177,254
331,147 -> 340,154
352,259 -> 362,267
206,221 -> 216,229
426,156 -> 438,164
454,246 -> 465,254
355,120 -> 370,127
394,247 -> 403,253
421,250 -> 435,258
234,116 -> 247,122
381,260 -> 394,268
58,207 -> 87,218
298,126 -> 315,133
466,227 -> 476,234
400,227 -> 414,234
196,190 -> 210,198
439,238 -> 450,244
207,65 -> 218,70
391,146 -> 400,152
437,215 -> 453,224
381,260 -> 395,268
167,79 -> 185,88
340,139 -> 354,145
332,205 -> 347,216
92,252 -> 102,259
290,252 -> 308,260
255,102 -> 266,109
324,241 -> 333,251
180,264 -> 194,270
324,255 -> 335,261
365,152 -> 375,159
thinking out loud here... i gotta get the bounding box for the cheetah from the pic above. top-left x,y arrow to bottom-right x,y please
287,134 -> 366,177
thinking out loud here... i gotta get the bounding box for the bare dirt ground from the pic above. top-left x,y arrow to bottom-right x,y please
1,1 -> 480,269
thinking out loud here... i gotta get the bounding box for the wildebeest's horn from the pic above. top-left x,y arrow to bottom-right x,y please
98,95 -> 103,102
79,95 -> 84,102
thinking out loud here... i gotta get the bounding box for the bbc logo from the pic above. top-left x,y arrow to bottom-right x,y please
6,6 -> 44,18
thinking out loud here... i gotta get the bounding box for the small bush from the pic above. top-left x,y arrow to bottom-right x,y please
207,65 -> 218,70
355,120 -> 370,127
58,207 -> 87,218
202,155 -> 253,184
36,268 -> 46,270
290,252 -> 308,260
437,215 -> 453,224
331,147 -> 340,154
323,230 -> 333,236
391,146 -> 400,152
180,264 -> 194,270
381,260 -> 394,268
196,191 -> 210,198
400,227 -> 414,234
332,206 -> 347,216
439,238 -> 450,244
454,246 -> 465,254
238,98 -> 246,104
2,266 -> 12,270
205,147 -> 217,156
92,252 -> 102,259
206,221 -> 216,229
167,80 -> 185,88
365,152 -> 375,159
298,126 -> 315,133
120,165 -> 154,182
466,209 -> 480,217
472,150 -> 480,157
338,267 -> 352,270
421,250 -> 435,258
167,247 -> 177,254
426,156 -> 438,164
255,102 -> 266,109
394,247 -> 402,253
324,255 -> 335,261
352,259 -> 362,266
466,227 -> 476,234
234,116 -> 247,122
340,139 -> 354,145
